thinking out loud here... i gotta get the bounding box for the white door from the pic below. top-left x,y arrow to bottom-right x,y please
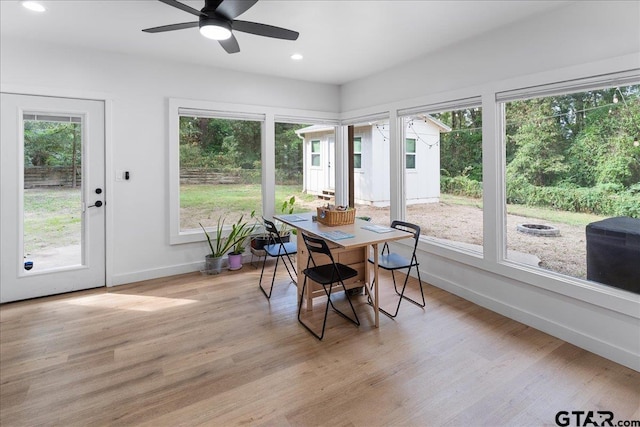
0,93 -> 106,303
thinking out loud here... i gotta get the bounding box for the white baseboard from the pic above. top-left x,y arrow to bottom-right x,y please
109,252 -> 265,287
110,261 -> 203,286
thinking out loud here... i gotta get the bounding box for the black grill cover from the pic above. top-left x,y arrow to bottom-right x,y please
586,216 -> 640,294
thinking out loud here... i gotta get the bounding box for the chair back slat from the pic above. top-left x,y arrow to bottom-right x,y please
301,233 -> 337,268
301,233 -> 332,256
263,218 -> 287,244
391,220 -> 421,250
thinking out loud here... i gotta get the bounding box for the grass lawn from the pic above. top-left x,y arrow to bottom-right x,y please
441,193 -> 607,227
24,184 -> 614,280
23,188 -> 82,253
180,184 -> 317,229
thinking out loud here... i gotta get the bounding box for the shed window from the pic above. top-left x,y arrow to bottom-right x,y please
354,136 -> 362,169
311,140 -> 321,167
406,138 -> 416,169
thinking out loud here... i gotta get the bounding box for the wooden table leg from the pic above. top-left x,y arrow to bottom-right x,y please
373,243 -> 379,328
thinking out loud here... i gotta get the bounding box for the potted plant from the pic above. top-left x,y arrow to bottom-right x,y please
278,195 -> 297,236
200,211 -> 257,274
251,196 -> 296,251
227,213 -> 258,271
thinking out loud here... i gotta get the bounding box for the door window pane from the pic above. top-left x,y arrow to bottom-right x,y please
23,114 -> 83,270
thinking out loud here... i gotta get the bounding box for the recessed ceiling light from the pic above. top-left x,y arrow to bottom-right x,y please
291,53 -> 303,61
22,1 -> 46,12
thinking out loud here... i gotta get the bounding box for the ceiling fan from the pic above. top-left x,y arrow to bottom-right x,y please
142,0 -> 299,54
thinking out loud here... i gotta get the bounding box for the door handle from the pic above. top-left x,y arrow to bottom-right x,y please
88,201 -> 103,208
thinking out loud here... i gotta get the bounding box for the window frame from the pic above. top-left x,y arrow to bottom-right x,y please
497,75 -> 640,284
398,99 -> 483,256
169,98 -> 340,245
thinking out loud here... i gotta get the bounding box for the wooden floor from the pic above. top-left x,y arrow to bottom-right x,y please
1,265 -> 639,426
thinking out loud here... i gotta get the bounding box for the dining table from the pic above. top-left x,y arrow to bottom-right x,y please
274,211 -> 412,328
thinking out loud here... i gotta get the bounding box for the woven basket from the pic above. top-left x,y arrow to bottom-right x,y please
316,207 -> 356,226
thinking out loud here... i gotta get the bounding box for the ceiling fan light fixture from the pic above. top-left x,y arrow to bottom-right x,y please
199,18 -> 232,40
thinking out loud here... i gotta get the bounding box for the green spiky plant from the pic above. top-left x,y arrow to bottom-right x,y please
200,210 -> 257,258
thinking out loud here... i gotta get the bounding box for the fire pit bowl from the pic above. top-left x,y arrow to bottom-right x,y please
516,223 -> 560,237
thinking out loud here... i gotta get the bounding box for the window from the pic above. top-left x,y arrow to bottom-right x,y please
348,119 -> 390,226
311,139 -> 321,167
402,107 -> 483,253
353,136 -> 362,169
275,121 -> 319,215
406,138 -> 416,169
502,83 -> 640,285
178,113 -> 262,232
169,99 -> 341,245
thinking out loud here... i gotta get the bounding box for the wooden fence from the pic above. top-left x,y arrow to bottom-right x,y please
24,167 -> 264,188
180,168 -> 260,185
24,166 -> 81,188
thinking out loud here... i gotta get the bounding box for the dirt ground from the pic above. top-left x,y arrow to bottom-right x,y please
301,198 -> 588,280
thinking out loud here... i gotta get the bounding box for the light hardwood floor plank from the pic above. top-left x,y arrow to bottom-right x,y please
1,267 -> 638,426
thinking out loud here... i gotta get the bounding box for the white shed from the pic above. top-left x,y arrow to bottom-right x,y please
296,116 -> 450,206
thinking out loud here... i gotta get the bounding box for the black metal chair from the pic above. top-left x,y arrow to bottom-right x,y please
368,220 -> 425,318
298,233 -> 360,340
258,218 -> 297,299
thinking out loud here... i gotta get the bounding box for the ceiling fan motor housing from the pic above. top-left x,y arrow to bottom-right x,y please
199,15 -> 231,31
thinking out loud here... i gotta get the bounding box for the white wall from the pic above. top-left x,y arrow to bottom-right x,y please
1,38 -> 340,286
341,1 -> 640,111
340,1 -> 640,370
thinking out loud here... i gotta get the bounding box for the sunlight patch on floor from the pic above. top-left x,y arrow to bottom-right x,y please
64,293 -> 197,312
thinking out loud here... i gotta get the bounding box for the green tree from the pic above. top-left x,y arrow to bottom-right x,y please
24,121 -> 81,167
436,109 -> 483,181
506,98 -> 569,186
275,123 -> 305,182
569,92 -> 640,187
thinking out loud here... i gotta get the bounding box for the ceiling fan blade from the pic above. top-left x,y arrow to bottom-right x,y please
233,20 -> 299,40
142,21 -> 199,33
158,0 -> 207,17
215,0 -> 258,20
219,34 -> 240,54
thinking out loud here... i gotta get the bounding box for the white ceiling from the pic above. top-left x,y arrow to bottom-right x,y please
0,0 -> 571,85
